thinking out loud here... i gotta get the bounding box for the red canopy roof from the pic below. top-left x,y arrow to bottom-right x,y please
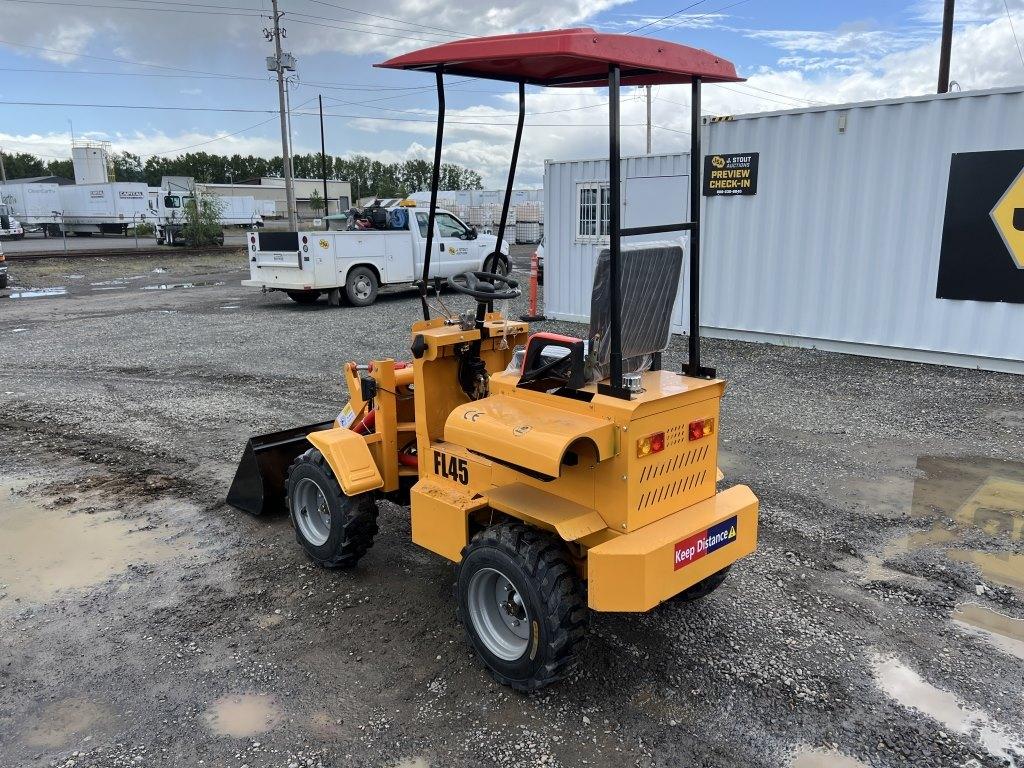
376,28 -> 742,87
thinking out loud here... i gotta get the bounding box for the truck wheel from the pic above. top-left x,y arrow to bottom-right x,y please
456,523 -> 587,692
286,290 -> 321,304
0,274 -> 8,290
483,253 -> 510,276
285,448 -> 379,568
673,566 -> 731,603
345,266 -> 378,306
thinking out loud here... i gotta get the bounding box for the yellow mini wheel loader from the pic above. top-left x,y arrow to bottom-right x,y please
228,28 -> 759,691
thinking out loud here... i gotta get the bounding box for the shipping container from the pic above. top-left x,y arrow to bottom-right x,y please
543,87 -> 1024,374
543,152 -> 692,328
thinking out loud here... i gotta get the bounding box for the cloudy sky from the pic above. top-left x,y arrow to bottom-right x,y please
0,0 -> 1022,186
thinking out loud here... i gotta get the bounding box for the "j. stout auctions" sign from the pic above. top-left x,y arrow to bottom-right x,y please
702,153 -> 759,196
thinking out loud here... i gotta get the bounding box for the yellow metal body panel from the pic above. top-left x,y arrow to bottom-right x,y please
485,483 -> 607,541
445,395 -> 618,478
410,480 -> 488,562
587,485 -> 759,612
307,428 -> 384,496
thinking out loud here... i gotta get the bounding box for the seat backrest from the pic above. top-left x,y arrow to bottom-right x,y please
587,240 -> 685,380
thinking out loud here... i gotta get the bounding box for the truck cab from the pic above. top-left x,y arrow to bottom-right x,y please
0,204 -> 24,240
243,203 -> 510,307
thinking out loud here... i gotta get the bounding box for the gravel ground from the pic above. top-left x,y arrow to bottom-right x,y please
0,248 -> 1022,768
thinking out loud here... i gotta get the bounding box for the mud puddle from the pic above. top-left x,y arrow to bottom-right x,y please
21,697 -> 107,748
204,694 -> 282,738
141,281 -> 225,291
789,746 -> 868,768
871,654 -> 1023,762
7,287 -> 68,299
856,456 -> 1024,589
953,602 -> 1024,661
0,482 -> 175,604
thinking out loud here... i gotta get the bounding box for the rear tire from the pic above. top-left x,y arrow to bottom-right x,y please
285,448 -> 378,568
345,266 -> 378,307
0,274 -> 8,290
673,566 -> 731,603
456,523 -> 587,692
286,290 -> 321,305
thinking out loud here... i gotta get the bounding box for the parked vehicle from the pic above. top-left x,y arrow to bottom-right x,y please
153,191 -> 261,245
0,183 -> 60,233
57,183 -> 151,236
0,203 -> 24,240
243,203 -> 511,307
0,239 -> 8,289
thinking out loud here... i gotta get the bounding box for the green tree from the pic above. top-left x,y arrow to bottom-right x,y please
111,152 -> 146,182
1,151 -> 46,179
46,158 -> 74,179
182,188 -> 224,247
308,188 -> 325,216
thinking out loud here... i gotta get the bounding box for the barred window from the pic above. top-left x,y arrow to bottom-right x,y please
576,183 -> 611,242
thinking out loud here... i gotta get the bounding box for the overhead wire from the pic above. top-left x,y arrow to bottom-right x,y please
628,1 -> 708,34
1004,0 -> 1024,70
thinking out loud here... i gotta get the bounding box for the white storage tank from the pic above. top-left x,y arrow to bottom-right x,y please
72,141 -> 113,185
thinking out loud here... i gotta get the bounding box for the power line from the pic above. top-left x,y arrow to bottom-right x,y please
628,1 -> 708,34
0,98 -> 643,127
650,0 -> 755,34
302,0 -> 466,39
1005,0 -> 1024,70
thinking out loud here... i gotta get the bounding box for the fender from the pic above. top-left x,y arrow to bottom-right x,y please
307,428 -> 384,496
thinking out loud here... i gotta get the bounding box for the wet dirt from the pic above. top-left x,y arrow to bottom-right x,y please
953,602 -> 1024,661
789,746 -> 869,768
871,654 -> 1024,763
20,698 -> 108,748
0,480 -> 175,604
853,455 -> 1024,589
204,694 -> 283,738
1,249 -> 1023,768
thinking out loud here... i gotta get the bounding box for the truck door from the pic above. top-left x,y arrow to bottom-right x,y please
435,212 -> 477,274
414,211 -> 450,279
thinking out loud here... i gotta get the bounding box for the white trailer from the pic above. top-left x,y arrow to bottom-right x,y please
58,182 -> 152,235
0,183 -> 61,229
242,206 -> 510,307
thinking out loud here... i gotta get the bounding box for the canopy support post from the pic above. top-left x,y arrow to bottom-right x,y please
598,63 -> 630,400
420,65 -> 445,321
495,81 -> 525,267
682,76 -> 715,379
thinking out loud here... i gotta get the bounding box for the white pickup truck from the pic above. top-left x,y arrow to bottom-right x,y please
242,206 -> 510,306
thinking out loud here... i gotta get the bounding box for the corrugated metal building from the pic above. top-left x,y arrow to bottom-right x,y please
544,87 -> 1024,373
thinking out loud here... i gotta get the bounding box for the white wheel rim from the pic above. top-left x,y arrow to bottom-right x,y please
293,478 -> 331,546
353,276 -> 371,300
467,567 -> 530,661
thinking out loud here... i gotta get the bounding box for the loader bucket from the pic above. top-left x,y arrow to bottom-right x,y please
226,420 -> 336,515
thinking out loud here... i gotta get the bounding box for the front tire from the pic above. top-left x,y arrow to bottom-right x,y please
345,266 -> 378,306
286,290 -> 321,305
456,523 -> 587,692
483,252 -> 510,276
285,448 -> 379,568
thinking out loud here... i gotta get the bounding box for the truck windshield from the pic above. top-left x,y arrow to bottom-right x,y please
164,196 -> 182,209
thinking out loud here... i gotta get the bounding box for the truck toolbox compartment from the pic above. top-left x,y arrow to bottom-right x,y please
587,485 -> 758,612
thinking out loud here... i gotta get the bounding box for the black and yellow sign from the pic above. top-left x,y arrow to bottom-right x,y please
703,153 -> 759,196
937,150 -> 1024,303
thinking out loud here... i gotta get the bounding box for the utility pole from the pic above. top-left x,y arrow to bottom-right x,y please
266,0 -> 298,229
319,94 -> 329,219
0,148 -> 6,182
937,0 -> 955,93
645,85 -> 652,154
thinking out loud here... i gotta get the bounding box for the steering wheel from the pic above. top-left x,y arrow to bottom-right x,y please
447,271 -> 521,301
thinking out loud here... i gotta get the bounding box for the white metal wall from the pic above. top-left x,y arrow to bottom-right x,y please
544,88 -> 1024,373
544,152 -> 691,326
701,87 -> 1024,372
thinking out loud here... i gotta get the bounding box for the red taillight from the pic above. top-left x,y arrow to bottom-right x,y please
689,418 -> 715,441
636,432 -> 665,458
